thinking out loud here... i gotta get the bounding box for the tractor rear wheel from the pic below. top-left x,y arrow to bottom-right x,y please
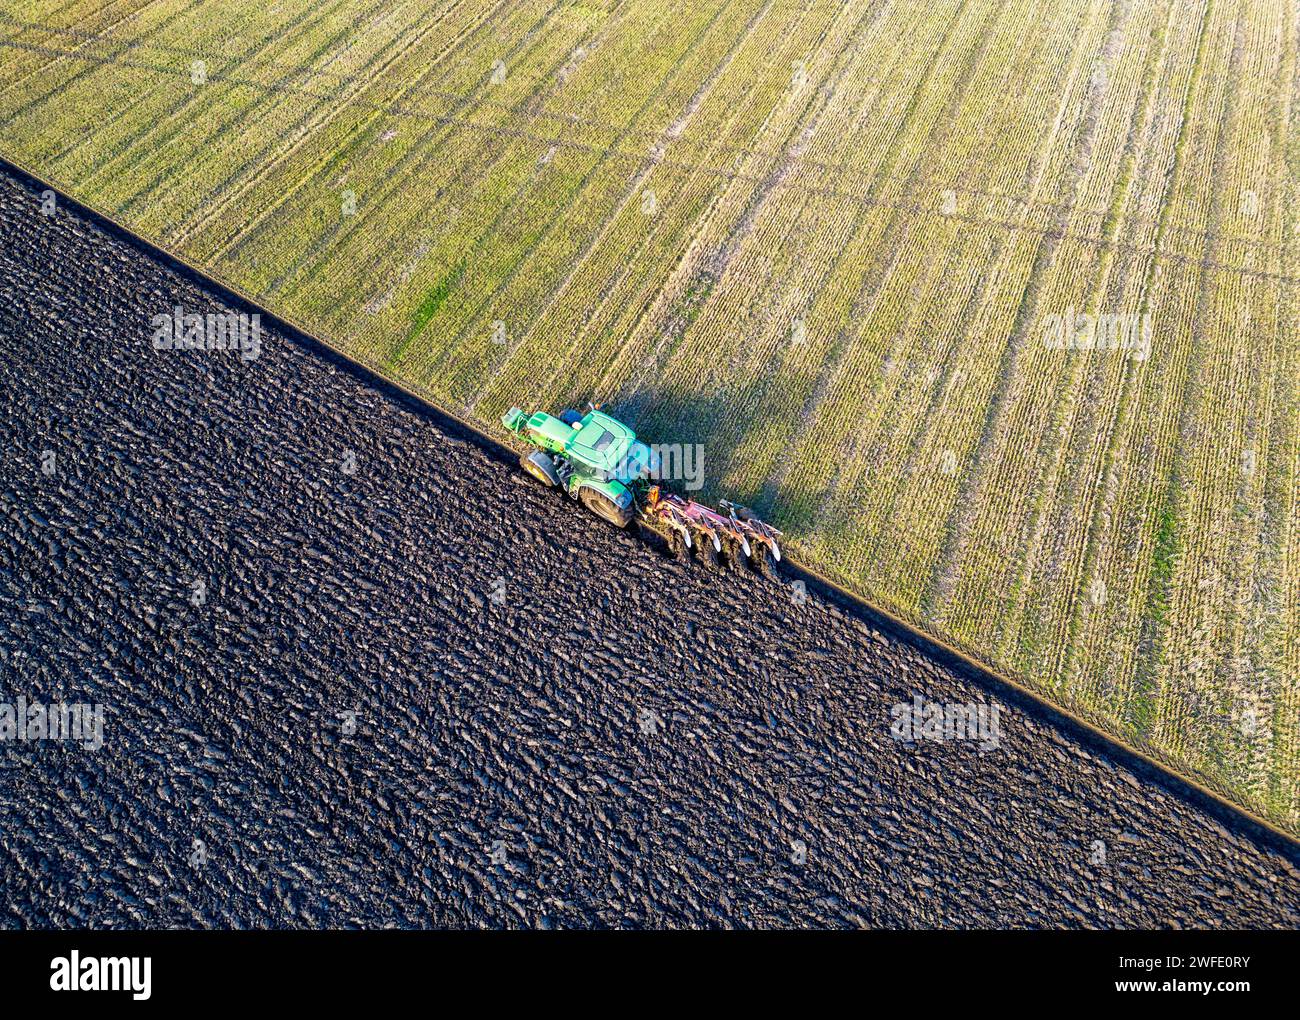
520,450 -> 560,487
579,486 -> 633,528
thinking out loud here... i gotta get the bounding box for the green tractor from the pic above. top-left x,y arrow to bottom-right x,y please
502,403 -> 783,573
501,405 -> 656,528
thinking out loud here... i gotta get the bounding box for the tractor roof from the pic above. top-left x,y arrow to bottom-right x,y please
566,411 -> 635,471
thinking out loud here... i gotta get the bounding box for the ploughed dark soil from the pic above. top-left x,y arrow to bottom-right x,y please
1,165 -> 1297,929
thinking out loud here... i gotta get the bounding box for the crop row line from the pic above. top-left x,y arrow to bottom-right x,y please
0,20 -> 1289,259
457,0 -> 793,409
928,0 -> 1144,642
3,34 -> 1294,294
0,0 -> 209,118
79,0 -> 403,215
263,0 -> 602,322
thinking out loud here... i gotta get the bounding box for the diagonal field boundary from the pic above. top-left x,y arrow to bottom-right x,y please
4,150 -> 1297,861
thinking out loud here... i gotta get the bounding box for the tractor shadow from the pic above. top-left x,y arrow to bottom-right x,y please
606,377 -> 841,541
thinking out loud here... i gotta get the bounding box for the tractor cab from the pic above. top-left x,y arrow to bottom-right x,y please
566,411 -> 643,481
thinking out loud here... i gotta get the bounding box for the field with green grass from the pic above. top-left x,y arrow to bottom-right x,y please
1,0 -> 1296,832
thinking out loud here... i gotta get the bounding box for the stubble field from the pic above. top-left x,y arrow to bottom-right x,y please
0,0 -> 1296,832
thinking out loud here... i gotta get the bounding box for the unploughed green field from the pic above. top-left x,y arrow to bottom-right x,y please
1,0 -> 1297,833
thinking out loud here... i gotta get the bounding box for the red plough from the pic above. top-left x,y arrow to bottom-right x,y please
642,486 -> 782,574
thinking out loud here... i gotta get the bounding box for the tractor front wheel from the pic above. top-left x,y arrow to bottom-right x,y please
579,487 -> 633,528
